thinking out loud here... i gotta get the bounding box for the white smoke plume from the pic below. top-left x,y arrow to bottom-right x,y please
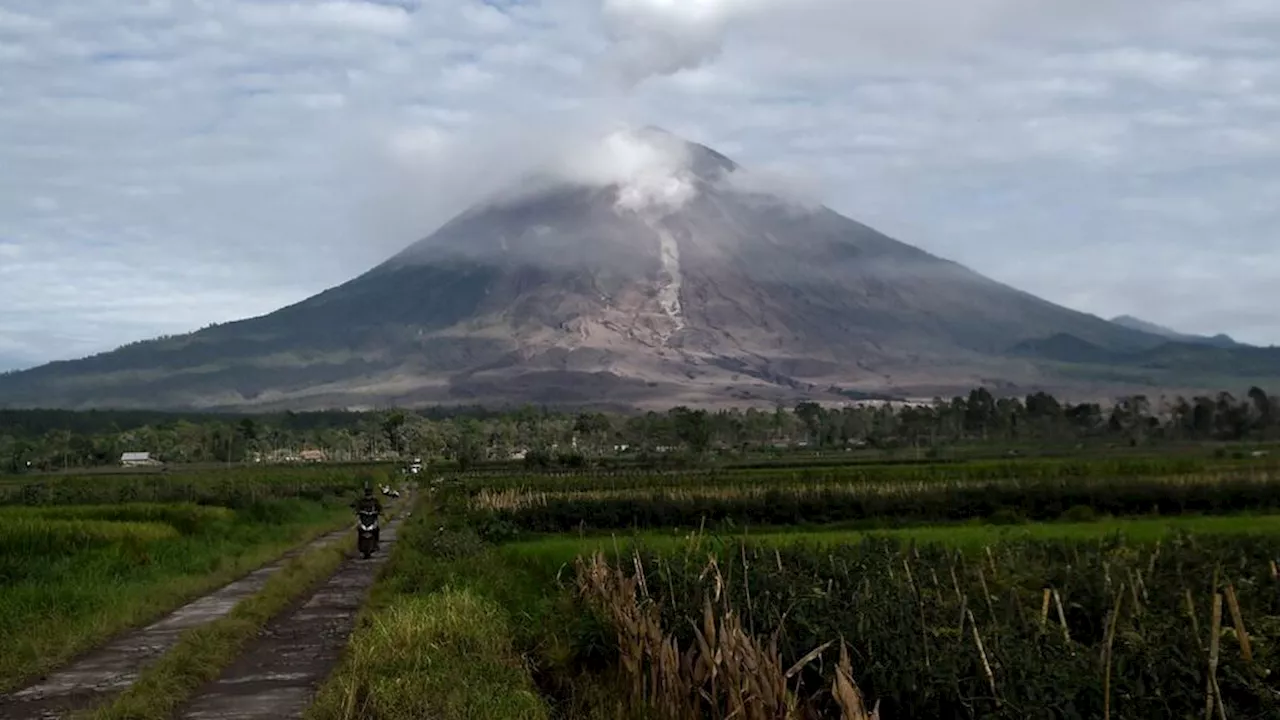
601,0 -> 760,87
348,116 -> 704,251
601,0 -> 1153,87
556,127 -> 698,214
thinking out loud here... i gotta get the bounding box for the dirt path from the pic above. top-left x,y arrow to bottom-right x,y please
0,528 -> 348,720
175,513 -> 406,720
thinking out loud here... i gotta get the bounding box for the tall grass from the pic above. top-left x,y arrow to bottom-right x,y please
478,471 -> 1280,534
0,503 -> 236,534
0,517 -> 179,555
575,536 -> 1280,718
0,465 -> 379,507
464,455 -> 1280,494
88,533 -> 354,720
307,589 -> 549,720
0,498 -> 349,692
576,550 -> 879,720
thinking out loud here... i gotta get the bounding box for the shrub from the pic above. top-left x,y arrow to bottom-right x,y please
1061,504 -> 1097,523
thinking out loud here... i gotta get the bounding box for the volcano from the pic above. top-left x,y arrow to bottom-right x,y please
2,128 -> 1276,410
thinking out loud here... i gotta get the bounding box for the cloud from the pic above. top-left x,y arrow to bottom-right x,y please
551,127 -> 699,213
600,0 -> 752,86
234,1 -> 411,35
1,0 -> 1279,368
599,0 -> 1161,87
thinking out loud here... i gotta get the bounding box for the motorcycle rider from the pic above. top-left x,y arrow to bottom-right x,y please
353,482 -> 383,545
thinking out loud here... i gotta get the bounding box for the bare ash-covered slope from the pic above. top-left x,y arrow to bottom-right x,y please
1,128 -> 1271,410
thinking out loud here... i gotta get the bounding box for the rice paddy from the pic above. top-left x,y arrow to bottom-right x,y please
0,468 -> 371,692
309,450 -> 1280,719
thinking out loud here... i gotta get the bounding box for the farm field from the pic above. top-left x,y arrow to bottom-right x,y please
0,466 -> 378,693
502,512 -> 1280,561
310,452 -> 1280,720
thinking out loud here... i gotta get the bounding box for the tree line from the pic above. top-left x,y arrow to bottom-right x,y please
2,386 -> 1277,473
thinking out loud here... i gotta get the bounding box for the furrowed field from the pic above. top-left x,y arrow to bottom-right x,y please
311,452 -> 1280,720
0,465 -> 389,691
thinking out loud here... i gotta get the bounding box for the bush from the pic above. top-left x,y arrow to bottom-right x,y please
1061,504 -> 1097,523
987,507 -> 1026,525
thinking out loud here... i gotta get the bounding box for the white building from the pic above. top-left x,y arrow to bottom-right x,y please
120,451 -> 162,467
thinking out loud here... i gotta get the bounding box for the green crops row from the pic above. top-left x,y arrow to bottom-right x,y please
473,472 -> 1280,535
463,454 -> 1279,494
0,503 -> 237,533
0,517 -> 180,555
0,465 -> 394,507
578,534 -> 1280,719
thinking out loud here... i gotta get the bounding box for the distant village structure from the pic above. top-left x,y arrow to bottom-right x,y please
119,451 -> 162,468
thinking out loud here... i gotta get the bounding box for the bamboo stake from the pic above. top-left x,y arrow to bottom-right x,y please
1224,583 -> 1253,664
1053,589 -> 1071,644
1039,588 -> 1051,631
904,558 -> 931,670
1204,593 -> 1225,720
985,545 -> 999,580
1185,589 -> 1202,652
978,566 -> 996,621
1103,584 -> 1125,720
967,608 -> 1000,708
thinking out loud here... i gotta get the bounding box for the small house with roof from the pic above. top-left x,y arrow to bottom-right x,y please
120,451 -> 162,467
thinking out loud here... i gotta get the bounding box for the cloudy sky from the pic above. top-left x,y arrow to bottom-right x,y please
2,0 -> 1279,370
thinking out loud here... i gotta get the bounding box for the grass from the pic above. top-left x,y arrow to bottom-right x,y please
0,517 -> 180,554
307,480 -> 1280,719
305,498 -> 555,720
82,492 -> 411,720
0,499 -> 350,692
82,532 -> 355,720
305,588 -> 549,720
499,512 -> 1280,565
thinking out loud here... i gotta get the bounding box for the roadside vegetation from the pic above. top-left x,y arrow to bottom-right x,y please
85,531 -> 355,720
0,467 -> 390,692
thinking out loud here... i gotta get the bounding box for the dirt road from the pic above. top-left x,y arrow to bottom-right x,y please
0,527 -> 349,720
176,513 -> 405,719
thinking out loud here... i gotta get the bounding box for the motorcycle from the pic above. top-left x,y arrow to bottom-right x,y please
356,509 -> 380,559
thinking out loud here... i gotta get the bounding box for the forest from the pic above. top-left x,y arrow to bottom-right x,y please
2,386 -> 1278,473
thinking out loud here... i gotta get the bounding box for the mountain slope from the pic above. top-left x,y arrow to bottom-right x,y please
1,128 -> 1274,410
1110,314 -> 1242,348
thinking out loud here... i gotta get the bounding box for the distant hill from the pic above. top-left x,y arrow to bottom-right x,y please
1110,315 -> 1242,349
1011,332 -> 1280,382
1,128 -> 1278,410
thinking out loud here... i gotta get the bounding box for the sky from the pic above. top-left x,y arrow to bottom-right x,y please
2,0 -> 1279,371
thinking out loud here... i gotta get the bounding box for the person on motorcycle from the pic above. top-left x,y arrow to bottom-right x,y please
356,483 -> 383,515
353,483 -> 383,546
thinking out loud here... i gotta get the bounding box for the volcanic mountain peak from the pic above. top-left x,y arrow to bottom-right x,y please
3,128 -> 1278,411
